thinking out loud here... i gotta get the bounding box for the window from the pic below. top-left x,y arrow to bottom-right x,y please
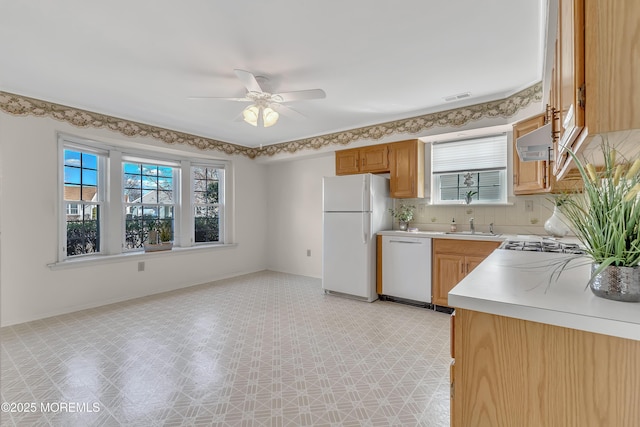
431,134 -> 507,204
123,161 -> 177,250
193,165 -> 224,243
58,134 -> 229,262
62,147 -> 104,257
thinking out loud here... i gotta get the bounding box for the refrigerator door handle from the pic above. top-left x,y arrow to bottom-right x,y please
361,175 -> 367,212
362,211 -> 367,243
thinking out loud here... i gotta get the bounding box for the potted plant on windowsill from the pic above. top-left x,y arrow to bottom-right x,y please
144,222 -> 173,252
389,204 -> 416,231
558,139 -> 640,302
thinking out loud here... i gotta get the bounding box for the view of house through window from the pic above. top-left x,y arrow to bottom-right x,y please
60,135 -> 228,260
123,162 -> 176,250
63,149 -> 101,256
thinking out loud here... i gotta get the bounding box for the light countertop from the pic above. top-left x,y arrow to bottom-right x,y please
377,229 -> 505,242
448,249 -> 640,341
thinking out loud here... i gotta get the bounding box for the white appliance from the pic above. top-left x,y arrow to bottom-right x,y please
322,174 -> 392,302
382,235 -> 432,303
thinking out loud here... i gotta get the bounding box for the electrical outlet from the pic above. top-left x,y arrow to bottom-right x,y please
138,261 -> 145,272
525,200 -> 534,212
307,249 -> 311,257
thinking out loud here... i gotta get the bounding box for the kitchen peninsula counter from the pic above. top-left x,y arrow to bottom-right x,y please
449,249 -> 640,427
448,249 -> 640,341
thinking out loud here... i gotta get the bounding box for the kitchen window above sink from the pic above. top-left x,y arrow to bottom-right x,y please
431,134 -> 508,205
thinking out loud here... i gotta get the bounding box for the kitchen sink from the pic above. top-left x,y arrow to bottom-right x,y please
445,231 -> 501,237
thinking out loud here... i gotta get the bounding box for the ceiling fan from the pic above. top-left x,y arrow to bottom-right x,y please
191,69 -> 326,127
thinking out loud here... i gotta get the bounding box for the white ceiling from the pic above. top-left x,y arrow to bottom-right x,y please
0,1 -> 546,148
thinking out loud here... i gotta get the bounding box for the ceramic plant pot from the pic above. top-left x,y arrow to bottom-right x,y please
544,206 -> 570,237
590,263 -> 640,302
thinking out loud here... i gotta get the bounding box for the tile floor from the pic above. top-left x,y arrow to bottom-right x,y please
1,271 -> 452,426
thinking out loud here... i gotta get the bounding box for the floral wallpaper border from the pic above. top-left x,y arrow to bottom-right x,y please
0,82 -> 541,159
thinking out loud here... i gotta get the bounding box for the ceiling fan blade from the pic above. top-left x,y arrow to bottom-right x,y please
188,96 -> 251,101
234,69 -> 263,93
271,89 -> 326,103
271,103 -> 307,119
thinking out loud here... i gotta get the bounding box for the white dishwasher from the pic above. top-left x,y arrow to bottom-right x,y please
382,235 -> 432,303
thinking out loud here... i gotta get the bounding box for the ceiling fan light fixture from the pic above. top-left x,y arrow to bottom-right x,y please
242,105 -> 259,126
262,107 -> 279,127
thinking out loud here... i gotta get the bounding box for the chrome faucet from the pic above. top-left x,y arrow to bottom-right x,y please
489,222 -> 494,234
469,217 -> 475,234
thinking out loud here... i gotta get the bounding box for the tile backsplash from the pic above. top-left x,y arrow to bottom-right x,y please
393,195 -> 560,235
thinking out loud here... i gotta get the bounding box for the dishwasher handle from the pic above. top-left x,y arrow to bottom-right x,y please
388,239 -> 424,244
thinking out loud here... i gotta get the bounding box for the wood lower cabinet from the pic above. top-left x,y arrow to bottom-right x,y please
335,145 -> 389,175
451,308 -> 640,427
388,139 -> 424,198
432,239 -> 499,307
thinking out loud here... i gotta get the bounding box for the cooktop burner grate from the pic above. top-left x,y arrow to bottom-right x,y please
500,239 -> 585,255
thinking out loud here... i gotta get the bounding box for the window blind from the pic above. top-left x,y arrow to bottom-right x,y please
432,134 -> 507,174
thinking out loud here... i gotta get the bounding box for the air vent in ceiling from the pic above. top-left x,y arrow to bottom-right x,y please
444,92 -> 471,102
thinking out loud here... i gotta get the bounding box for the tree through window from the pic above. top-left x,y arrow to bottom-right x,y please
193,166 -> 223,243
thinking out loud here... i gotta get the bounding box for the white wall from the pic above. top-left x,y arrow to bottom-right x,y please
266,154 -> 334,278
0,112 -> 268,326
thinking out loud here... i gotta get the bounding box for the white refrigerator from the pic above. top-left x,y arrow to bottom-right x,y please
322,173 -> 392,302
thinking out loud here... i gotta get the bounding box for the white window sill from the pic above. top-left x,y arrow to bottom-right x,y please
48,243 -> 238,270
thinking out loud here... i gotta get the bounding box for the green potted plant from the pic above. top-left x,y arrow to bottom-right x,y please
558,140 -> 640,301
144,221 -> 174,252
464,190 -> 477,204
389,204 -> 416,231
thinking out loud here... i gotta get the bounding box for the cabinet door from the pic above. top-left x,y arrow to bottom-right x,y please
555,0 -> 585,173
389,140 -> 424,198
360,145 -> 389,173
335,148 -> 360,175
433,253 -> 464,307
584,0 -> 640,134
513,114 -> 548,194
465,255 -> 487,275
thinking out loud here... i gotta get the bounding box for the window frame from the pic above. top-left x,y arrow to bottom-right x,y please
430,134 -> 508,205
57,134 -> 230,263
58,139 -> 108,260
432,169 -> 507,204
192,164 -> 225,245
122,158 -> 180,252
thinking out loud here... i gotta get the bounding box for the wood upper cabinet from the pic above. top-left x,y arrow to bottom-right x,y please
335,147 -> 361,175
584,0 -> 640,135
360,145 -> 389,173
513,112 -> 585,195
335,139 -> 425,199
335,145 -> 389,175
513,114 -> 548,195
554,0 -> 585,168
388,139 -> 424,199
452,308 -> 640,427
552,0 -> 640,178
432,239 -> 499,307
